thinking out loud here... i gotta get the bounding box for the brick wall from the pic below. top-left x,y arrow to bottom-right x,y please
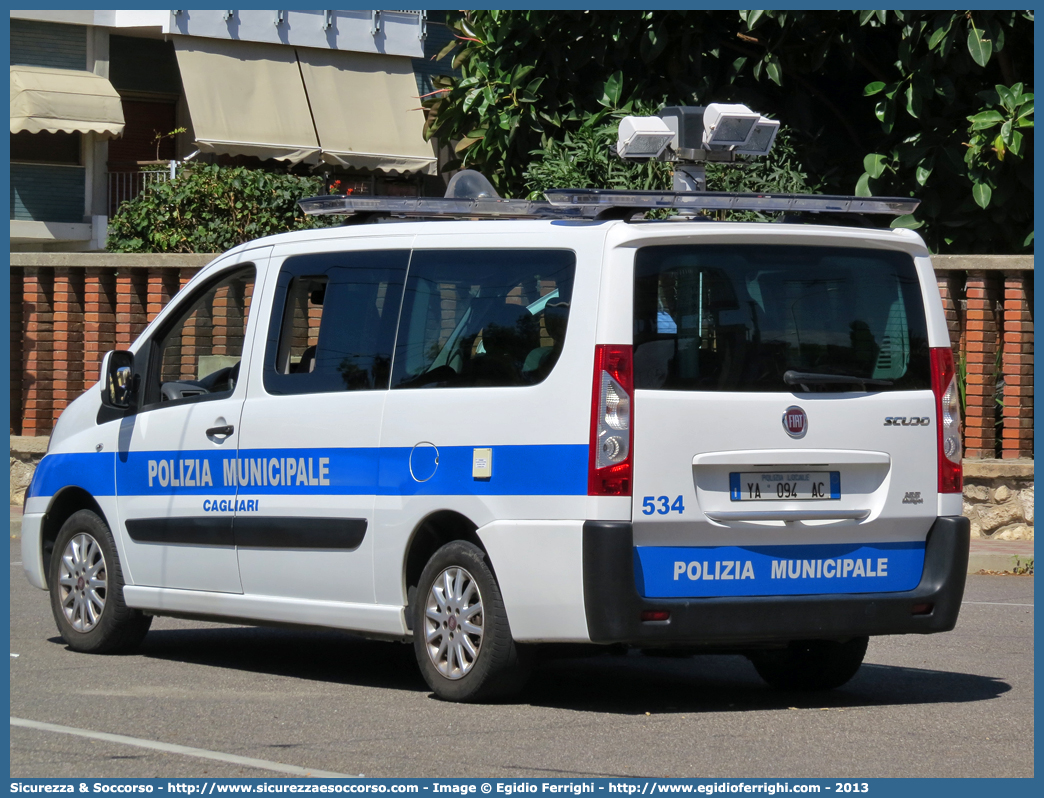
934,255 -> 1034,460
1002,270 -> 1034,458
12,254 -> 214,436
962,271 -> 1002,458
9,253 -> 1035,460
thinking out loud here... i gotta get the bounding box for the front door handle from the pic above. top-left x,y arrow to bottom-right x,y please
207,424 -> 234,438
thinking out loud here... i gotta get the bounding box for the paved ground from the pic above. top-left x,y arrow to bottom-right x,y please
9,538 -> 1033,779
968,536 -> 1036,573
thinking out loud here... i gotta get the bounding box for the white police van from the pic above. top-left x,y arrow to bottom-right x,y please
21,165 -> 969,702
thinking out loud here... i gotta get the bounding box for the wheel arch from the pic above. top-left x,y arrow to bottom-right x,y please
402,510 -> 491,629
40,487 -> 107,588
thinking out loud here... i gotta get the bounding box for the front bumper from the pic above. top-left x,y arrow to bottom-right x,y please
582,516 -> 969,646
20,512 -> 47,590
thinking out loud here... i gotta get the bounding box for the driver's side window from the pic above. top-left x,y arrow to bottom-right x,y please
150,266 -> 255,405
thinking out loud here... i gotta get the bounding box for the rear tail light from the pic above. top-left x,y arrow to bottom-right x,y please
930,347 -> 962,493
589,344 -> 633,496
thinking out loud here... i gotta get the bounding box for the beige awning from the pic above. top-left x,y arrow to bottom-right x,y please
173,37 -> 320,164
10,65 -> 125,137
297,48 -> 437,175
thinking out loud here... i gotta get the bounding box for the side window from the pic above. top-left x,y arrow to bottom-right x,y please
391,249 -> 576,389
149,266 -> 255,405
263,250 -> 408,395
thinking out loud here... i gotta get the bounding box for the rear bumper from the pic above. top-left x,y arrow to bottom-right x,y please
582,516 -> 969,646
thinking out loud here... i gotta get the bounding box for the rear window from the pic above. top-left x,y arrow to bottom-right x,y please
633,245 -> 930,392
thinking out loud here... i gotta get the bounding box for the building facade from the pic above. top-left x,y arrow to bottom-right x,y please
10,9 -> 456,252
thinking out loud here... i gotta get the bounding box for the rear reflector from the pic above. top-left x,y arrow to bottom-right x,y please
589,344 -> 633,496
911,603 -> 934,616
641,610 -> 671,622
930,347 -> 962,493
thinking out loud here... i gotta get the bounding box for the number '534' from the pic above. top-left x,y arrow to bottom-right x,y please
642,495 -> 685,515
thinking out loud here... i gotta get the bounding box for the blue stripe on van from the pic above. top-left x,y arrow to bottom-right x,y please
377,445 -> 588,496
31,445 -> 590,499
26,452 -> 116,499
634,541 -> 926,598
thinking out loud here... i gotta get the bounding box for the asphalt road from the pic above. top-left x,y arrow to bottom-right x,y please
9,539 -> 1034,779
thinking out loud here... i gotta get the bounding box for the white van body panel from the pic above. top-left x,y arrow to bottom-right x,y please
123,586 -> 406,636
230,235 -> 416,610
112,250 -> 270,594
371,223 -> 609,616
475,520 -> 589,642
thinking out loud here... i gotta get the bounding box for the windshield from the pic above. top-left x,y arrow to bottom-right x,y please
633,244 -> 931,392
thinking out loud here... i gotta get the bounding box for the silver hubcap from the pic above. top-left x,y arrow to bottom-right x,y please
58,533 -> 107,632
424,566 -> 483,680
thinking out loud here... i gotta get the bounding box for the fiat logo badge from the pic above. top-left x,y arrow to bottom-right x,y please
783,406 -> 808,438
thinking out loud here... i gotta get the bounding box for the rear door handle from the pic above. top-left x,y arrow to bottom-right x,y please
207,424 -> 234,438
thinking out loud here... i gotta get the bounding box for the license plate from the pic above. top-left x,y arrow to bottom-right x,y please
729,471 -> 840,501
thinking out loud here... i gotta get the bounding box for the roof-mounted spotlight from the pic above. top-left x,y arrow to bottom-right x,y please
734,116 -> 780,157
616,115 -> 675,159
657,106 -> 706,153
613,103 -> 780,192
702,103 -> 761,150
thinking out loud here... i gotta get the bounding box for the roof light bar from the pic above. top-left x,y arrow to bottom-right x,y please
298,195 -> 597,219
544,189 -> 920,216
299,190 -> 920,220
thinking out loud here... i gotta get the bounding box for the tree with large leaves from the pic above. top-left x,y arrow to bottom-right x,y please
424,10 -> 1032,253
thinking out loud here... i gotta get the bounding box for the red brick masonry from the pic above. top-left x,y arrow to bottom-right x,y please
11,254 -> 213,436
934,255 -> 1033,460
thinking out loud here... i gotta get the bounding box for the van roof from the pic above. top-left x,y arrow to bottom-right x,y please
224,217 -> 927,259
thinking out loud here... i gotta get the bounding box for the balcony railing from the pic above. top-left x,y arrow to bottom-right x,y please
107,162 -> 177,217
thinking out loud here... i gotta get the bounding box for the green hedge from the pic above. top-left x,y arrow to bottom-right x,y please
108,164 -> 337,253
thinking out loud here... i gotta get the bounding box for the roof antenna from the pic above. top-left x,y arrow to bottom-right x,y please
444,170 -> 501,200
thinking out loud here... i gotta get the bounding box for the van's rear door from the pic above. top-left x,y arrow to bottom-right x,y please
629,242 -> 938,599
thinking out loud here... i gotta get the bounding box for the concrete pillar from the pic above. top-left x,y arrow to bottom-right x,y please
21,268 -> 55,437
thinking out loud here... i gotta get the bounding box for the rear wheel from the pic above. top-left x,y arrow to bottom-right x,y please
412,541 -> 531,702
749,637 -> 868,691
48,509 -> 151,654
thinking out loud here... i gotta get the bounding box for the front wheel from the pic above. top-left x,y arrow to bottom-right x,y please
749,637 -> 869,691
412,541 -> 531,702
48,509 -> 152,654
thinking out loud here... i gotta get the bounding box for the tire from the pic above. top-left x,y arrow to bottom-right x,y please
412,541 -> 532,702
749,637 -> 868,691
48,509 -> 152,654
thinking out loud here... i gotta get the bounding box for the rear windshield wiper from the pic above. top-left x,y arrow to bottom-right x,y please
784,370 -> 894,391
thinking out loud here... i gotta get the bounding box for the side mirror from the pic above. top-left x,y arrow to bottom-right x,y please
100,350 -> 137,409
